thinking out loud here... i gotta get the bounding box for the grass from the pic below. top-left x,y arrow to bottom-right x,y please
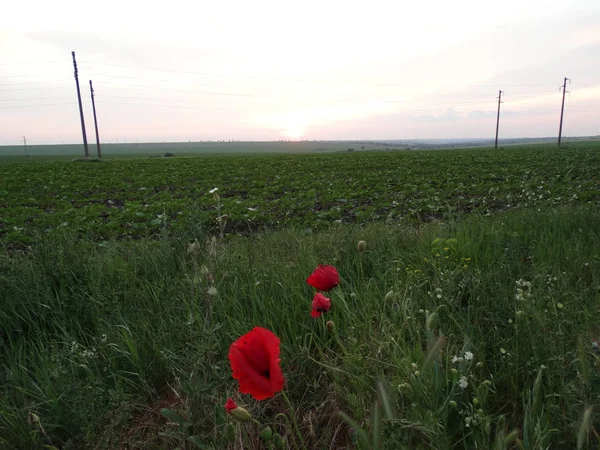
1,205 -> 599,449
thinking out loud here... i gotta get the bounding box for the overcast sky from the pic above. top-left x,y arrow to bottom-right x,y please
1,0 -> 599,145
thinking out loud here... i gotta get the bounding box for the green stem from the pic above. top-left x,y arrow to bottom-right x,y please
281,390 -> 307,450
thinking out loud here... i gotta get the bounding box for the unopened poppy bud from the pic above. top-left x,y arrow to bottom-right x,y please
473,397 -> 479,406
326,320 -> 335,332
357,240 -> 367,252
200,264 -> 209,276
207,286 -> 217,296
187,239 -> 201,255
385,290 -> 394,301
229,406 -> 252,422
273,432 -> 285,449
449,400 -> 457,408
259,426 -> 273,441
27,412 -> 40,427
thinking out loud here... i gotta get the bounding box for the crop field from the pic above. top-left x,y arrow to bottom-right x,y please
1,144 -> 600,449
2,144 -> 600,246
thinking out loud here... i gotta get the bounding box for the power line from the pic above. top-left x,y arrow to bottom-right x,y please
79,60 -> 562,88
0,80 -> 71,86
0,96 -> 73,102
0,101 -> 77,108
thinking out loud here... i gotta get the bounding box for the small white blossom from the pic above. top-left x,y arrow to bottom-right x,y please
464,351 -> 474,361
209,187 -> 219,194
458,376 -> 468,389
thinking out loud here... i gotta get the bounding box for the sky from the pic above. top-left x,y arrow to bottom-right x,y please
1,0 -> 599,145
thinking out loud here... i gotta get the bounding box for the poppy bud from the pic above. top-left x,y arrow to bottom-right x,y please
326,320 -> 335,332
259,426 -> 273,441
27,412 -> 40,427
385,290 -> 394,301
273,433 -> 285,449
449,400 -> 457,408
200,264 -> 209,276
207,286 -> 217,296
229,406 -> 253,422
187,239 -> 201,255
357,240 -> 367,252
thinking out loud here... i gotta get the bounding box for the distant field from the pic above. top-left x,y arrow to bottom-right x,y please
1,144 -> 599,245
1,137 -> 599,160
0,140 -> 399,159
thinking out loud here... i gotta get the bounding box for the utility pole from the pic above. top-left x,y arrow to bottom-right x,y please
495,90 -> 503,149
558,77 -> 570,148
71,51 -> 89,158
22,136 -> 28,157
89,80 -> 102,159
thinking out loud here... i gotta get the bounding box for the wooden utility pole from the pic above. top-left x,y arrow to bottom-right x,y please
71,51 -> 89,158
558,77 -> 570,148
22,136 -> 28,156
89,80 -> 102,159
495,90 -> 503,149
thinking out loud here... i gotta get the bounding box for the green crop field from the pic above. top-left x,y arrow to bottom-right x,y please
2,144 -> 600,246
1,144 -> 599,449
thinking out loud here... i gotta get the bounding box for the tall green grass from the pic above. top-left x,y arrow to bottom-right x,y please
1,207 -> 599,448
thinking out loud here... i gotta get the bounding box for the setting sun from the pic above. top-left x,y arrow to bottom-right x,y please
285,126 -> 305,140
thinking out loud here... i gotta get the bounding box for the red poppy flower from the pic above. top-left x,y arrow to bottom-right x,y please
307,265 -> 340,292
228,327 -> 285,400
311,293 -> 331,318
224,398 -> 237,414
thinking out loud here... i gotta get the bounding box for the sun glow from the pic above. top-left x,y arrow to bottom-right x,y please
285,126 -> 305,140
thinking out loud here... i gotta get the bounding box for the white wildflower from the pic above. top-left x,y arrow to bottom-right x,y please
464,351 -> 474,361
458,376 -> 468,389
209,187 -> 219,194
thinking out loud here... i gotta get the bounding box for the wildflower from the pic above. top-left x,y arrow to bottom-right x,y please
357,240 -> 367,252
224,398 -> 237,414
228,327 -> 285,400
311,293 -> 331,318
306,265 -> 340,292
458,376 -> 468,389
452,355 -> 463,364
209,187 -> 219,194
207,286 -> 217,296
464,351 -> 474,361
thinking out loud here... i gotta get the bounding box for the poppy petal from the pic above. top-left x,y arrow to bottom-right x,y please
228,327 -> 285,401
